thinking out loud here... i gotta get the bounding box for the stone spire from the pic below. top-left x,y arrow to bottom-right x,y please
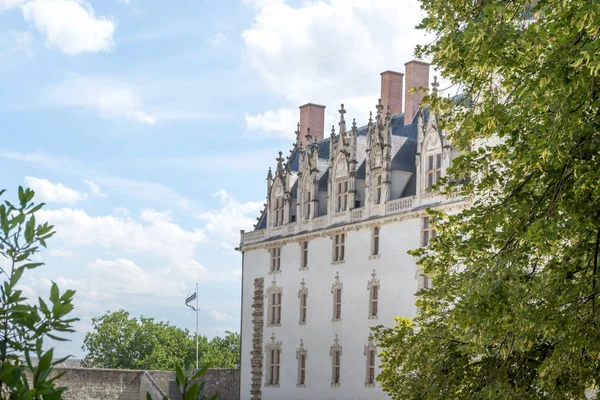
338,103 -> 347,139
295,122 -> 301,147
432,75 -> 439,96
276,151 -> 284,175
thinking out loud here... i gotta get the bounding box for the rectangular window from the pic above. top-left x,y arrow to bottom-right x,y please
369,285 -> 379,317
421,217 -> 437,247
366,349 -> 376,385
268,348 -> 280,385
298,353 -> 306,385
269,292 -> 282,325
372,227 -> 380,256
304,191 -> 311,220
422,274 -> 431,290
332,349 -> 341,385
271,247 -> 281,272
333,288 -> 342,320
375,175 -> 382,204
336,180 -> 348,212
333,233 -> 345,262
299,292 -> 307,324
426,153 -> 442,189
273,197 -> 285,227
301,241 -> 308,268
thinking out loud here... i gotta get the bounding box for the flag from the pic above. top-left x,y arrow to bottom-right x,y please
185,292 -> 197,306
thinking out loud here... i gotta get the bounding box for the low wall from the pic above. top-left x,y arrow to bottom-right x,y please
52,367 -> 142,400
48,367 -> 239,400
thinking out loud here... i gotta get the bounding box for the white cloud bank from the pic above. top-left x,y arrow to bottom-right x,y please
0,0 -> 27,13
242,0 -> 432,132
25,176 -> 88,203
244,108 -> 296,139
196,190 -> 263,249
47,74 -> 157,124
21,0 -> 115,54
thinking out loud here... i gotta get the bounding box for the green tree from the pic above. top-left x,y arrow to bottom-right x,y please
0,187 -> 78,398
82,310 -> 240,370
374,0 -> 600,399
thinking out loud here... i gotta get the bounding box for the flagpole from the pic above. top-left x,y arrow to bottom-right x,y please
196,282 -> 199,370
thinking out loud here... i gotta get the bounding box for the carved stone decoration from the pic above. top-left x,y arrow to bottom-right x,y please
366,269 -> 380,290
424,130 -> 441,152
371,145 -> 382,169
334,154 -> 348,179
273,179 -> 284,198
250,278 -> 264,400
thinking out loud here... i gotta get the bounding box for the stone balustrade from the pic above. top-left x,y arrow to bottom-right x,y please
241,196 -> 420,245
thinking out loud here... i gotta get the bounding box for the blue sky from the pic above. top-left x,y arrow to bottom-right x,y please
0,0 -> 429,358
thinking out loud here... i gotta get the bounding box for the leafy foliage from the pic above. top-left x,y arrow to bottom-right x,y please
147,363 -> 218,400
374,0 -> 600,398
82,309 -> 240,370
0,187 -> 78,399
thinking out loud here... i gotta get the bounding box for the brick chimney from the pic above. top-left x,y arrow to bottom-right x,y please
299,103 -> 326,146
380,70 -> 404,116
404,60 -> 430,125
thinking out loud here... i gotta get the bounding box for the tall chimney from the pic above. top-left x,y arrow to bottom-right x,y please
299,103 -> 326,146
404,60 -> 430,125
380,70 -> 404,116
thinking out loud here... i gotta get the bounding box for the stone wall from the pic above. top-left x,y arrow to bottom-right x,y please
51,367 -> 142,400
48,367 -> 239,400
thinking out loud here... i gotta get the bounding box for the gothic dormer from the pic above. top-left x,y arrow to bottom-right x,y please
297,129 -> 320,221
329,104 -> 354,215
415,77 -> 452,197
365,99 -> 393,210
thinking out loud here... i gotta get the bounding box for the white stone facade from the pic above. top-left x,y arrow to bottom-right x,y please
238,62 -> 467,400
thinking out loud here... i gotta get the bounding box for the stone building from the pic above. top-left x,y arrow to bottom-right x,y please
237,60 -> 467,400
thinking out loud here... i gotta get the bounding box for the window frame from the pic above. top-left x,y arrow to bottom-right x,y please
273,196 -> 285,227
298,281 -> 308,325
332,233 -> 345,262
265,346 -> 281,387
421,217 -> 437,247
296,343 -> 307,387
336,180 -> 349,212
371,227 -> 380,256
364,346 -> 377,387
375,174 -> 382,204
426,152 -> 442,190
303,190 -> 311,220
300,241 -> 308,269
267,290 -> 282,327
270,247 -> 281,273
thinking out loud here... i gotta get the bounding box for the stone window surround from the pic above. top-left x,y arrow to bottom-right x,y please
371,226 -> 380,256
332,233 -> 346,263
330,334 -> 342,387
270,247 -> 281,273
300,240 -> 308,270
331,271 -> 342,322
364,341 -> 377,387
266,278 -> 282,327
335,179 -> 349,213
367,269 -> 380,320
421,216 -> 436,247
265,333 -> 282,387
298,278 -> 307,325
296,339 -> 307,387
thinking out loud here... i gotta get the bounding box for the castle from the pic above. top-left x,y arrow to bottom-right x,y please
237,60 -> 467,400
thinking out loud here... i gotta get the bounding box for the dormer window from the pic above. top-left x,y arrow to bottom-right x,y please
336,180 -> 348,212
273,197 -> 284,227
304,191 -> 311,220
426,153 -> 442,190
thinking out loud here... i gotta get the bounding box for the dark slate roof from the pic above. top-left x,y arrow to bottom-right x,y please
391,138 -> 417,173
401,172 -> 416,197
319,169 -> 329,191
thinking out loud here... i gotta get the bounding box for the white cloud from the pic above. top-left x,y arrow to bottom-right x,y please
0,0 -> 27,13
49,249 -> 75,257
47,74 -> 157,124
21,0 -> 115,54
24,176 -> 88,203
242,0 -> 432,128
196,190 -> 263,249
209,310 -> 233,321
208,32 -> 226,46
82,180 -> 105,198
244,108 -> 296,139
38,208 -> 206,261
